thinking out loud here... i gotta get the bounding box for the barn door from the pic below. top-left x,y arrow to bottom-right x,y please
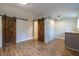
2,15 -> 16,47
38,18 -> 44,42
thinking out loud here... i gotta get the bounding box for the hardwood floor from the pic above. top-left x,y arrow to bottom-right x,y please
0,39 -> 79,56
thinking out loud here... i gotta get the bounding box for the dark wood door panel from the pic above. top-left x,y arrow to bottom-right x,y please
38,18 -> 44,42
2,15 -> 16,47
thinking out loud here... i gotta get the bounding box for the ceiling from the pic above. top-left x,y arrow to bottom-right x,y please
0,3 -> 79,19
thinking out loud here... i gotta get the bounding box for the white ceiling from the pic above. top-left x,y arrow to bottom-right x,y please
0,3 -> 79,19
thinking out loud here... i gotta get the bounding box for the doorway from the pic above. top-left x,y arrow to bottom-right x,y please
33,21 -> 38,41
33,18 -> 45,42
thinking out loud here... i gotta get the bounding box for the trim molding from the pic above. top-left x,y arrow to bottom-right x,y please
16,38 -> 33,43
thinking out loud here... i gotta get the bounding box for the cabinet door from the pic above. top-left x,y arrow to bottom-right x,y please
65,33 -> 79,50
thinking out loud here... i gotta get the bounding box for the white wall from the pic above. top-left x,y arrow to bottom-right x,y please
45,17 -> 77,42
50,20 -> 56,39
16,19 -> 33,43
55,18 -> 77,39
0,16 -> 2,47
45,19 -> 55,43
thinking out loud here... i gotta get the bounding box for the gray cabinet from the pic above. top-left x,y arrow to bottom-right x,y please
65,32 -> 79,51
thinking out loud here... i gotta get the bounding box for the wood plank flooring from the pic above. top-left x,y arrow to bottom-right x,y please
0,39 -> 79,56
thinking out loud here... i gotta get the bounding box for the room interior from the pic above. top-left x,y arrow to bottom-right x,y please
0,3 -> 79,56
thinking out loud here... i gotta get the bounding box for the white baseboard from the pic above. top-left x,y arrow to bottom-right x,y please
16,38 -> 33,43
45,38 -> 56,43
56,37 -> 65,40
